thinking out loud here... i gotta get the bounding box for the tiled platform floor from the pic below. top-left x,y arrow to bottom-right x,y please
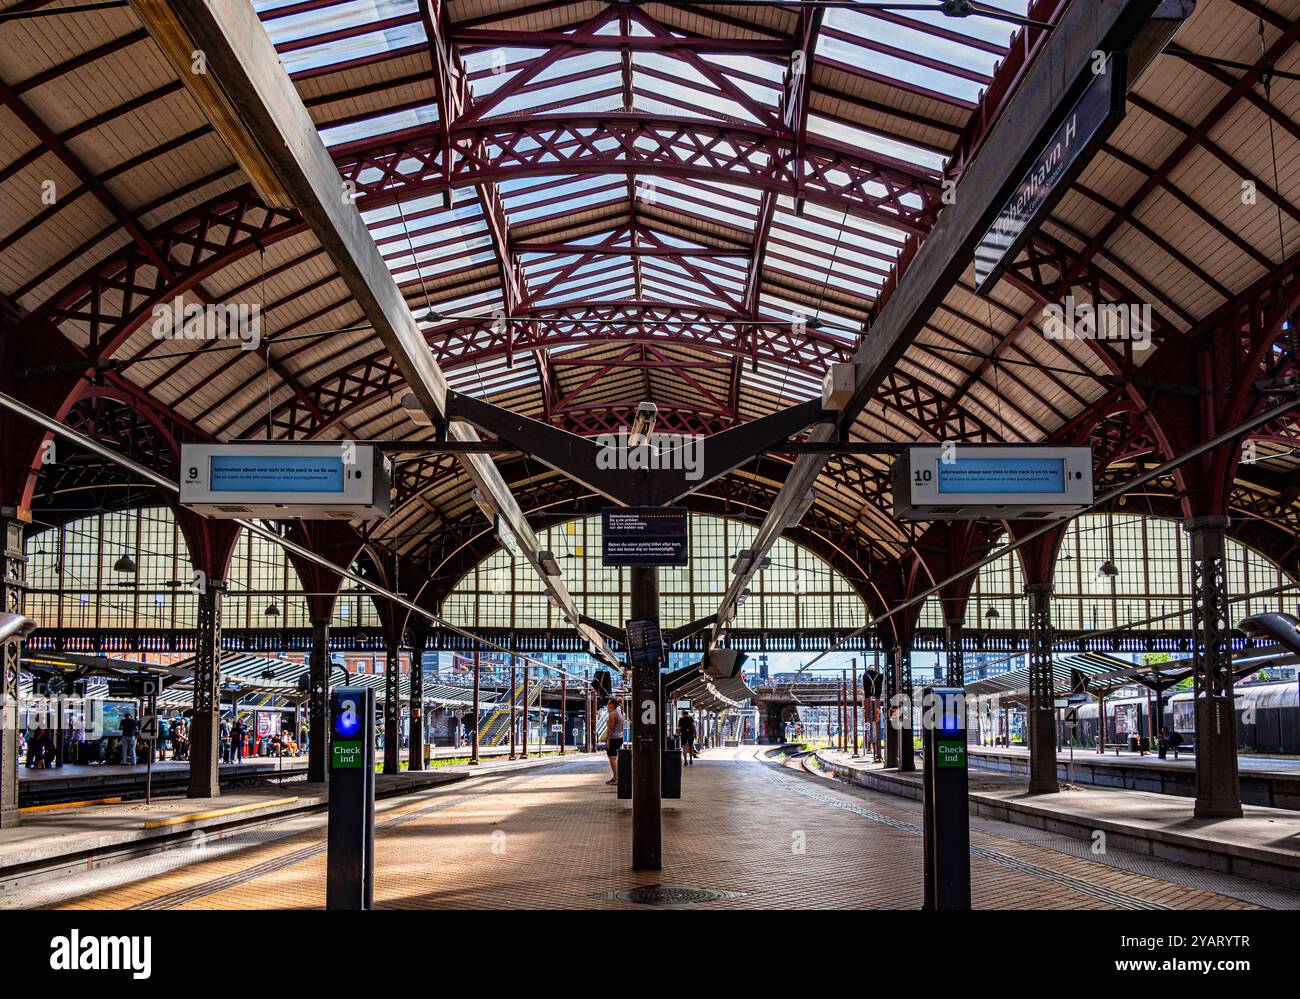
48,748 -> 1265,910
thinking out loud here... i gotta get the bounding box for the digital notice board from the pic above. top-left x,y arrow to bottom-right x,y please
209,453 -> 345,493
893,445 -> 1092,521
601,507 -> 689,566
179,443 -> 391,520
936,457 -> 1065,495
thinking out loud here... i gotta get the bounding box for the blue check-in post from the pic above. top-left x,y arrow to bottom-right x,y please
922,686 -> 970,911
327,686 -> 375,910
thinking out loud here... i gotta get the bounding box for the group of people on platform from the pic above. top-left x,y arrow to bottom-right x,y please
20,712 -> 312,769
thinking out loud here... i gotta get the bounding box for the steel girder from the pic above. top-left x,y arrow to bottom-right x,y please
334,114 -> 940,237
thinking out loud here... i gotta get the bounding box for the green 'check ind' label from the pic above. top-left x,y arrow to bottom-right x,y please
936,739 -> 966,768
332,742 -> 363,769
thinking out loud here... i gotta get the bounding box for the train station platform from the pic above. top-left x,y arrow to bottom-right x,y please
0,749 -> 574,897
814,749 -> 1300,892
962,746 -> 1300,811
17,744 -> 565,807
14,748 -> 1297,911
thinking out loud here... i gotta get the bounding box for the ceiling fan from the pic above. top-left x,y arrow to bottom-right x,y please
641,1 -> 1057,30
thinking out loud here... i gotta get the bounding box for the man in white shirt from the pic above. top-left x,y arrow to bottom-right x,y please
604,698 -> 625,786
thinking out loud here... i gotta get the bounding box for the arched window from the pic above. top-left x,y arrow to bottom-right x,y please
23,506 -> 380,633
917,514 -> 1294,631
443,513 -> 868,632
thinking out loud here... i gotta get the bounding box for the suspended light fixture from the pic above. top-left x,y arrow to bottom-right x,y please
263,601 -> 281,618
984,606 -> 1000,622
113,553 -> 137,574
1097,559 -> 1119,579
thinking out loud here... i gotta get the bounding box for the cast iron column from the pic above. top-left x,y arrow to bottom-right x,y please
308,618 -> 330,782
1186,515 -> 1242,818
520,665 -> 529,758
898,638 -> 915,772
1025,582 -> 1059,794
837,679 -> 845,751
408,631 -> 426,771
509,661 -> 518,759
383,640 -> 400,774
945,618 -> 965,688
470,651 -> 480,764
851,659 -> 859,757
189,580 -> 224,799
1,515 -> 26,827
559,672 -> 566,754
884,636 -> 900,769
630,563 -> 662,871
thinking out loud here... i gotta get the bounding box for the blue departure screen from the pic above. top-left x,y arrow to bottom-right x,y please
209,453 -> 346,493
936,457 -> 1065,495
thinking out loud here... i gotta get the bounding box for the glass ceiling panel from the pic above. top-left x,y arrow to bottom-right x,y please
271,0 -> 1025,415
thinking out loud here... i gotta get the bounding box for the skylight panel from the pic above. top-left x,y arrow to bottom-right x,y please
257,0 -> 419,45
761,292 -> 862,334
745,359 -> 822,402
482,70 -> 625,119
321,103 -> 439,148
275,21 -> 426,76
807,115 -> 946,174
700,52 -> 787,86
817,32 -> 983,106
827,9 -> 1004,77
462,47 -> 547,83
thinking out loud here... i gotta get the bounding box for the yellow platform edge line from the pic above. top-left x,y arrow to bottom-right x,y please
142,796 -> 300,829
19,795 -> 124,814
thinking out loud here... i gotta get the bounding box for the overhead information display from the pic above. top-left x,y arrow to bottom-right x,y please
180,443 -> 391,520
602,507 -> 689,566
937,457 -> 1065,495
209,453 -> 345,493
893,446 -> 1092,521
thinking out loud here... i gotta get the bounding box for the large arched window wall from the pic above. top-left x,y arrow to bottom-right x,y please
23,506 -> 380,633
442,514 -> 869,632
917,514 -> 1294,632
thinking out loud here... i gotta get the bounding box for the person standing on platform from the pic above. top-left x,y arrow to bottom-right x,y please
299,719 -> 309,756
678,709 -> 697,765
1157,726 -> 1169,760
604,698 -> 625,785
219,716 -> 232,764
119,713 -> 138,765
231,717 -> 246,763
1168,727 -> 1183,760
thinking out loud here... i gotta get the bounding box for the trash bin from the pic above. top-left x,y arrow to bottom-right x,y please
617,745 -> 632,799
662,747 -> 682,799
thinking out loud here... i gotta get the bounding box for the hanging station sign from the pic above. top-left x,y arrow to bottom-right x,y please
973,52 -> 1128,292
601,507 -> 689,566
179,443 -> 391,520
